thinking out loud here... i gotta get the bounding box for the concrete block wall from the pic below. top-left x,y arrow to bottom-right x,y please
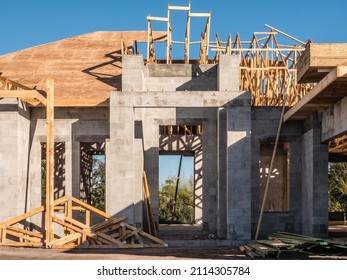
28,107 -> 109,227
122,55 -> 227,92
251,107 -> 303,239
302,113 -> 328,237
226,92 -> 252,240
0,100 -> 30,223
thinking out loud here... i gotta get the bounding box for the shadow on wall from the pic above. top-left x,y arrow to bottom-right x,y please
175,64 -> 217,91
82,49 -> 122,90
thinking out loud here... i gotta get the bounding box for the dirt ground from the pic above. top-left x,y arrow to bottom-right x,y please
0,246 -> 247,260
1,246 -> 347,260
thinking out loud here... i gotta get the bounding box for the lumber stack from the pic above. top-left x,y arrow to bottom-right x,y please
241,232 -> 347,259
0,195 -> 167,249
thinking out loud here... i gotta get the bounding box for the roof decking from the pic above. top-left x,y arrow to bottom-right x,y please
0,31 -> 166,106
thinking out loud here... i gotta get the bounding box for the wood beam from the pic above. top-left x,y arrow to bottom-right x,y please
283,66 -> 347,122
45,79 -> 55,246
0,90 -> 46,106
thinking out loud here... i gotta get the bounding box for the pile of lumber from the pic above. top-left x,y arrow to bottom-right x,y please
240,232 -> 347,259
0,195 -> 167,249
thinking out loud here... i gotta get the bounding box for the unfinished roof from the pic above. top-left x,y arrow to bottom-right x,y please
0,31 -> 166,106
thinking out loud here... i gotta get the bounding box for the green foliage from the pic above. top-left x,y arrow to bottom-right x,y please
328,162 -> 347,212
159,176 -> 194,224
91,157 -> 105,212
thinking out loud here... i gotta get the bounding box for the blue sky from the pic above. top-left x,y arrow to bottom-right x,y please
0,0 -> 346,55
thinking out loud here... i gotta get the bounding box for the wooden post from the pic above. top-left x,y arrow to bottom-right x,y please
45,79 -> 54,246
143,171 -> 156,236
171,155 -> 183,223
86,210 -> 90,228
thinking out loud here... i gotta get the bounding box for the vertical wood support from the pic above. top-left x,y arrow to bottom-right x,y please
45,79 -> 54,246
0,227 -> 6,242
86,210 -> 90,228
185,5 -> 191,64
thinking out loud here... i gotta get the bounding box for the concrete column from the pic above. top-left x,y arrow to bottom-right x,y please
226,93 -> 252,240
217,54 -> 240,91
122,55 -> 145,91
109,98 -> 138,224
302,113 -> 328,237
217,107 -> 227,239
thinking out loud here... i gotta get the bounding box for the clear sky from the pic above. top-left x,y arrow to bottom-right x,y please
1,0 -> 346,55
1,0 -> 346,187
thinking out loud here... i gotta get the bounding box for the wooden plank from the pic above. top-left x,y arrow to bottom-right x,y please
143,171 -> 156,236
168,5 -> 190,11
98,223 -> 121,234
65,216 -> 88,229
119,230 -> 137,242
91,215 -> 127,232
52,215 -> 95,238
47,233 -> 82,247
0,242 -> 42,247
147,16 -> 169,22
70,196 -> 113,219
0,90 -> 46,106
0,205 -> 44,227
86,211 -> 90,228
53,195 -> 69,206
189,12 -> 211,17
45,78 -> 55,245
283,66 -> 347,122
95,232 -> 125,247
5,229 -> 42,243
54,205 -> 85,211
7,226 -> 43,239
1,227 -> 6,242
120,224 -> 126,239
125,223 -> 167,246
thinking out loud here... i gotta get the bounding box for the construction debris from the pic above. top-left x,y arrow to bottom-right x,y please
241,232 -> 347,259
0,195 -> 167,249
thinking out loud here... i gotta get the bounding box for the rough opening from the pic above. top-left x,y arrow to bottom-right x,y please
80,142 -> 105,211
158,152 -> 195,224
259,142 -> 290,212
41,142 -> 66,204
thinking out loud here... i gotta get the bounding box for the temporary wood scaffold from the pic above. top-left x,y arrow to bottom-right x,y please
0,77 -> 166,249
145,3 -> 314,107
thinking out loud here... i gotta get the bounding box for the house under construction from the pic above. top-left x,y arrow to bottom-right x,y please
0,3 -> 347,248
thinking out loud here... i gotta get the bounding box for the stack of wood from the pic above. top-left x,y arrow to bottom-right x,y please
240,232 -> 347,259
0,195 -> 167,249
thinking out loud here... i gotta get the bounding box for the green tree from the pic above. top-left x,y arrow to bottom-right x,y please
91,156 -> 105,211
328,162 -> 347,212
159,176 -> 194,224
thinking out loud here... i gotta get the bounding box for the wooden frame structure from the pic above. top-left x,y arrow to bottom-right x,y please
145,3 -> 314,107
0,77 -> 166,248
147,2 -> 211,64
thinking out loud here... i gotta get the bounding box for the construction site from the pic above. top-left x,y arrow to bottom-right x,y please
0,2 -> 347,259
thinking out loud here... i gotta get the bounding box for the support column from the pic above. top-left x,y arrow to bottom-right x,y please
108,102 -> 136,224
226,93 -> 252,241
302,113 -> 328,237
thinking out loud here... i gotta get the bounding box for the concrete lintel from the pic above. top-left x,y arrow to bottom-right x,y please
110,91 -> 247,108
